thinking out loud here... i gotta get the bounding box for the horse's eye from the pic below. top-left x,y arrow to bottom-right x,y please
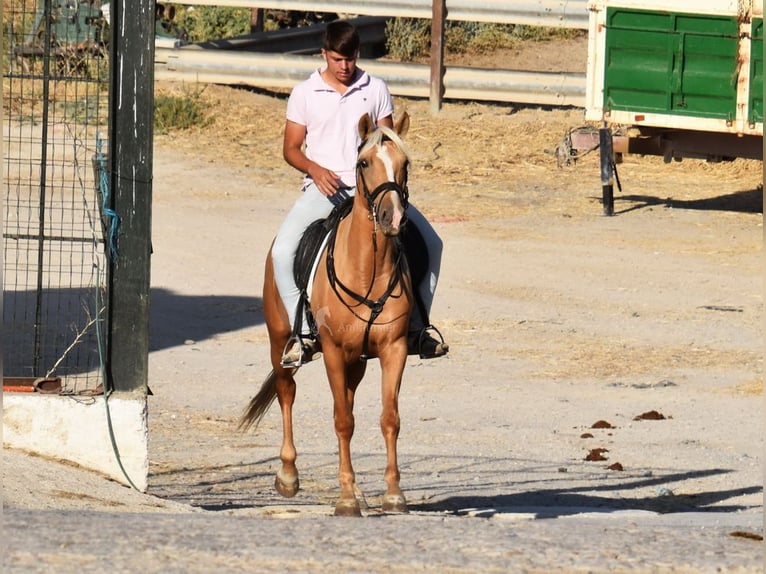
358,159 -> 369,169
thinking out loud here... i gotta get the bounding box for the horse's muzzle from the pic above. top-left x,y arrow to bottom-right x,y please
378,193 -> 406,236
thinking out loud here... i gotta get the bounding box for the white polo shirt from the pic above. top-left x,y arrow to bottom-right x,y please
286,67 -> 395,187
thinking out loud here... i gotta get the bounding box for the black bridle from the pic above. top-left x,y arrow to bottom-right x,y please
356,133 -> 410,220
324,142 -> 411,360
357,161 -> 410,220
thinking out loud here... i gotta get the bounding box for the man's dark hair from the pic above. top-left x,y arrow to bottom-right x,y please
323,20 -> 360,57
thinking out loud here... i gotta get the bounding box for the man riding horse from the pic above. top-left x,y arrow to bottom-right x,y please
272,19 -> 449,367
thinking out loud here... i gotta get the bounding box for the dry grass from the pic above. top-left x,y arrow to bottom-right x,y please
155,80 -> 762,225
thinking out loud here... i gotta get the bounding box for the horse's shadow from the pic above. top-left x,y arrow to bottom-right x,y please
149,452 -> 762,518
600,186 -> 763,216
409,469 -> 762,518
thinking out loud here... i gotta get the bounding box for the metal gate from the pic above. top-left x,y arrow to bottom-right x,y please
3,0 -> 111,394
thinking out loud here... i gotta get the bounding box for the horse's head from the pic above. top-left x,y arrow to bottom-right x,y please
356,112 -> 411,237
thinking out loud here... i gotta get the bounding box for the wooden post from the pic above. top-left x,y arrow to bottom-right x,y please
251,8 -> 264,33
599,127 -> 615,216
429,0 -> 446,114
106,0 -> 155,394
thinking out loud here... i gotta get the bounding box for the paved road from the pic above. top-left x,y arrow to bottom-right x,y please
3,444 -> 763,574
4,502 -> 763,572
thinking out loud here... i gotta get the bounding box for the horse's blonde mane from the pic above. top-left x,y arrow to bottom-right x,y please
360,125 -> 411,160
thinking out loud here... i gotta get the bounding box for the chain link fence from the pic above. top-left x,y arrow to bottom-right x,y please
4,0 -> 111,394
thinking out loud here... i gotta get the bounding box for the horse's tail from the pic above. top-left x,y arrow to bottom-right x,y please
238,370 -> 278,432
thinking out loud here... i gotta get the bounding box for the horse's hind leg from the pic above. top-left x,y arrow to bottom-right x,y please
274,369 -> 300,497
269,323 -> 300,497
240,367 -> 299,497
263,251 -> 300,497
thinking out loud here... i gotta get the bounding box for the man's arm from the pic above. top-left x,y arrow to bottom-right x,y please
283,119 -> 340,197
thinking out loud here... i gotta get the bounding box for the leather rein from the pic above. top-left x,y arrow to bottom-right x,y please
325,148 -> 410,360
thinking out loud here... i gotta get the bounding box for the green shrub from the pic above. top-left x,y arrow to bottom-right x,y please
386,21 -> 585,59
462,23 -> 516,54
385,18 -> 430,61
508,24 -> 584,42
154,87 -> 211,133
175,6 -> 251,43
444,23 -> 472,54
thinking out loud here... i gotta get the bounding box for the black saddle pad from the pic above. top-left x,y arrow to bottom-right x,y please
293,198 -> 353,291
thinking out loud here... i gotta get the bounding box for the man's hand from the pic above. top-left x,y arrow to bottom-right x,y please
307,163 -> 341,197
283,119 -> 342,197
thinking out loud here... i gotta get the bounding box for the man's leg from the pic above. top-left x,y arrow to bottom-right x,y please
405,205 -> 448,358
272,182 -> 334,364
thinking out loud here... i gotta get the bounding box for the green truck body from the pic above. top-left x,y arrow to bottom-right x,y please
586,0 -> 763,142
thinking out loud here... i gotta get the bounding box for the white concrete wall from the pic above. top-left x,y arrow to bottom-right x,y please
3,393 -> 149,491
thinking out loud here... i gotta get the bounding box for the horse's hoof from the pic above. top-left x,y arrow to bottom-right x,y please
334,498 -> 362,517
274,472 -> 299,498
353,484 -> 369,511
382,494 -> 408,513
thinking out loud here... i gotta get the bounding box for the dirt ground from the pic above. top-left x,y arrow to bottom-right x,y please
146,59 -> 764,511
4,36 -> 764,571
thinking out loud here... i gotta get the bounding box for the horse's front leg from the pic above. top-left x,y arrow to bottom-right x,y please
325,350 -> 366,516
379,347 -> 408,513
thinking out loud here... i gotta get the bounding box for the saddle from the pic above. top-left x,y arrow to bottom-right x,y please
290,198 -> 430,342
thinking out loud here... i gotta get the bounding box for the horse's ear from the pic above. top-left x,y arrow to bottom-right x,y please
358,113 -> 374,140
394,111 -> 410,138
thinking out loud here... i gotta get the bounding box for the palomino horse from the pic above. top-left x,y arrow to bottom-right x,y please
240,112 -> 414,517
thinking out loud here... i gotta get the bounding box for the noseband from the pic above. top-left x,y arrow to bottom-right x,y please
356,139 -> 410,223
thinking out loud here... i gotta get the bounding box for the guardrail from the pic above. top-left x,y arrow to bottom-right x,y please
169,0 -> 589,28
154,2 -> 589,109
155,49 -> 586,107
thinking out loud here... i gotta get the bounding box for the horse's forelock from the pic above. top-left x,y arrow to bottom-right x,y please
359,125 -> 411,161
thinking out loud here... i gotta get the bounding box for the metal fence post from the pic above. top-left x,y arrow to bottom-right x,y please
599,127 -> 615,216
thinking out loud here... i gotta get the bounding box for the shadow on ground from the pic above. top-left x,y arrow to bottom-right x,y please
148,452 -> 763,518
150,287 -> 263,351
607,186 -> 763,216
412,469 -> 763,518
